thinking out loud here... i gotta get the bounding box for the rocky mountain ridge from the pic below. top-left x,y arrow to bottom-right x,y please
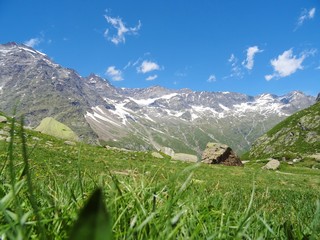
248,101 -> 320,159
0,42 -> 316,154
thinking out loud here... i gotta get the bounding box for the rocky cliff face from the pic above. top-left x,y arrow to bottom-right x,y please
0,42 -> 317,153
0,42 -> 99,141
248,101 -> 320,159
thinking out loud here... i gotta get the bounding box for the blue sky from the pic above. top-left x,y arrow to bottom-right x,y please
0,0 -> 319,96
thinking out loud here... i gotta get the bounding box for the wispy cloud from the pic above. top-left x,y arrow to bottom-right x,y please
24,38 -> 42,48
104,13 -> 141,45
295,7 -> 316,30
207,74 -> 216,82
146,75 -> 158,81
242,46 -> 263,70
137,60 -> 161,74
105,66 -> 123,81
227,54 -> 244,78
264,49 -> 307,81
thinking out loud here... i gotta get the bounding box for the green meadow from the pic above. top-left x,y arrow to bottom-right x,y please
0,117 -> 320,239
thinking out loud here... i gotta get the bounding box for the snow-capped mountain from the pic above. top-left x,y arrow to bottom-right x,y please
0,43 -> 316,154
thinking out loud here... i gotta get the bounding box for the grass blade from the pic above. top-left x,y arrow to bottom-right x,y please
69,188 -> 112,240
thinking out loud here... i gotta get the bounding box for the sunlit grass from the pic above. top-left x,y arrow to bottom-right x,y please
0,115 -> 320,239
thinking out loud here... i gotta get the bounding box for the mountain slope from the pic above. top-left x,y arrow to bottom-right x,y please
86,90 -> 315,154
0,42 -> 316,154
248,101 -> 320,159
0,42 -> 100,141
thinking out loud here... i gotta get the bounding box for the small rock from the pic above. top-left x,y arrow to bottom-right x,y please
152,152 -> 164,159
262,159 -> 280,170
172,153 -> 198,163
0,116 -> 8,123
32,137 -> 40,141
159,147 -> 175,157
292,158 -> 301,163
64,141 -> 76,146
6,137 -> 11,143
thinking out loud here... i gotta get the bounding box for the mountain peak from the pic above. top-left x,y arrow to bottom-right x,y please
0,42 -> 316,154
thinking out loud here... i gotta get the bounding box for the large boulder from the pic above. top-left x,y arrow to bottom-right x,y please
201,142 -> 243,166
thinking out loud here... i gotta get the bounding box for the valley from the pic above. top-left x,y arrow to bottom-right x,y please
0,43 -> 316,156
0,43 -> 319,239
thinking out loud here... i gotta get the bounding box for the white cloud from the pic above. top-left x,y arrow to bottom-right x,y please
264,75 -> 274,81
104,14 -> 141,45
296,7 -> 316,30
207,74 -> 216,82
24,38 -> 42,48
227,54 -> 244,78
105,66 -> 123,81
146,75 -> 158,81
242,46 -> 263,70
137,60 -> 160,74
264,49 -> 306,81
309,8 -> 316,18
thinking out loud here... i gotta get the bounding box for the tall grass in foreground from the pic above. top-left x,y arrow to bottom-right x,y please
0,117 -> 320,239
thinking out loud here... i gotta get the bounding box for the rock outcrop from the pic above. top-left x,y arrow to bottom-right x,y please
201,142 -> 243,166
316,93 -> 320,102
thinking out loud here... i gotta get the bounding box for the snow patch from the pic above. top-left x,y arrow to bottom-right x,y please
19,46 -> 38,55
129,93 -> 179,106
150,127 -> 166,134
87,108 -> 122,127
109,102 -> 135,125
219,104 -> 230,111
143,114 -> 155,122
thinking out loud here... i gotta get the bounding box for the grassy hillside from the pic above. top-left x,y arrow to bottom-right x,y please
248,102 -> 320,160
0,114 -> 320,239
35,117 -> 79,141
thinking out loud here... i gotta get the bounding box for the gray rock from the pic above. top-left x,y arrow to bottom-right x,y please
105,145 -> 135,152
262,159 -> 280,170
201,142 -> 242,166
152,152 -> 164,159
292,158 -> 301,163
0,116 -> 7,123
160,147 -> 175,157
172,153 -> 198,163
